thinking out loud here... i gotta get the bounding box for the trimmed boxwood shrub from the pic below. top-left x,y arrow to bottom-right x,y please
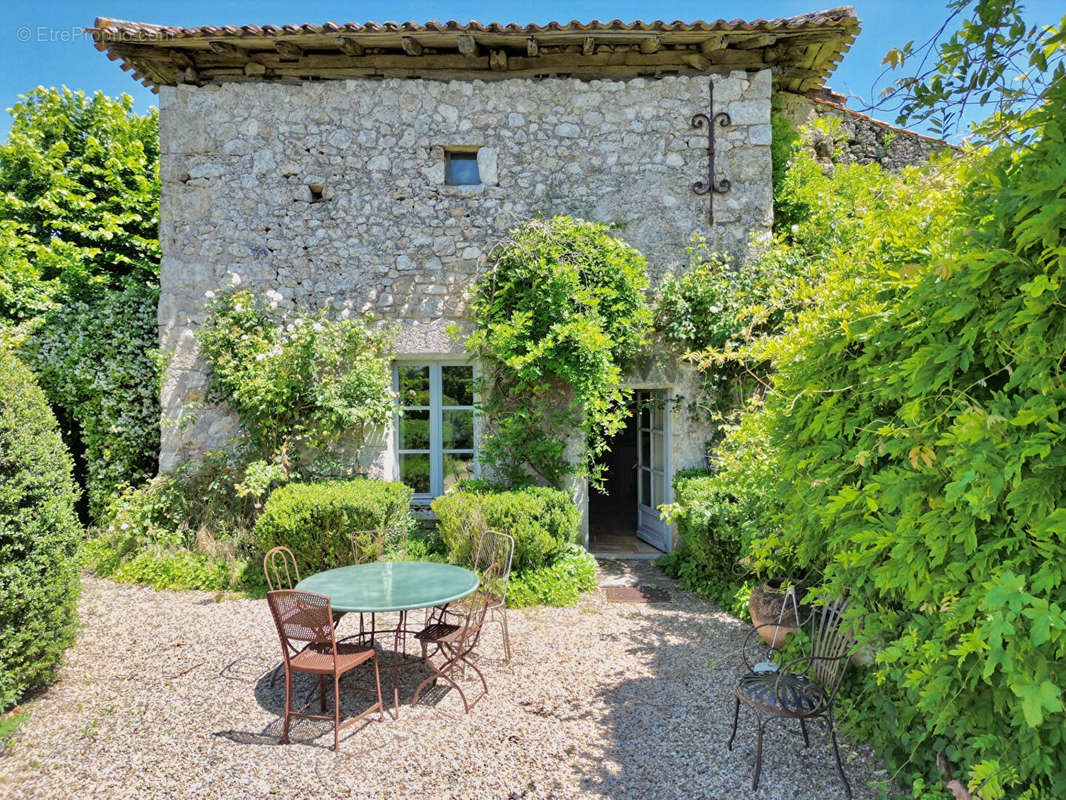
0,348 -> 82,708
431,484 -> 580,571
254,479 -> 414,575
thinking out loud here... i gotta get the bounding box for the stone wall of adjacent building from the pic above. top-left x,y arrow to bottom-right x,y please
777,90 -> 951,170
157,69 -> 774,487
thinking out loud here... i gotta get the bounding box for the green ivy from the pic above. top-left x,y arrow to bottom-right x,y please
464,217 -> 652,488
24,278 -> 159,518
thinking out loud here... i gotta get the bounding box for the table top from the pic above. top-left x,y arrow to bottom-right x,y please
295,561 -> 479,613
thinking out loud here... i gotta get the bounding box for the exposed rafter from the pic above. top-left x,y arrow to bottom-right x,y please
88,8 -> 860,94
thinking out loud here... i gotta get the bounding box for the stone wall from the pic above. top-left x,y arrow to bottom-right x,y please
777,90 -> 951,170
158,70 -> 773,486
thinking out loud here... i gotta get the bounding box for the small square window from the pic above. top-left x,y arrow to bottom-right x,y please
445,150 -> 480,185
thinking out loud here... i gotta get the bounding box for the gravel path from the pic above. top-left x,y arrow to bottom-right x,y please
0,562 -> 891,800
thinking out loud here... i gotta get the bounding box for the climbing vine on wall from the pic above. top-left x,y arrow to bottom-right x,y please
464,217 -> 652,489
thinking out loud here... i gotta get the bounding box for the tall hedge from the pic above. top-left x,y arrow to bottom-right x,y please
0,347 -> 81,708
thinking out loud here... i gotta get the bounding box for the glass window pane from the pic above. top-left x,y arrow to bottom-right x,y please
442,453 -> 476,491
399,410 -> 430,450
641,430 -> 651,466
399,453 -> 430,494
442,365 -> 474,406
652,433 -> 664,470
398,365 -> 429,406
640,399 -> 650,429
641,469 -> 651,506
652,399 -> 664,430
446,152 -> 480,185
653,472 -> 664,508
443,408 -> 474,450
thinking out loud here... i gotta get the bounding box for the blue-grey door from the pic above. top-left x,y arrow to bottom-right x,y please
636,389 -> 670,551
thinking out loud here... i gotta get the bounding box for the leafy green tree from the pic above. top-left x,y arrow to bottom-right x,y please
0,88 -> 161,519
878,0 -> 1065,140
0,87 -> 159,298
711,78 -> 1066,797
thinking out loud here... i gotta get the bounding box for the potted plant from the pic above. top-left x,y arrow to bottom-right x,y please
748,577 -> 809,647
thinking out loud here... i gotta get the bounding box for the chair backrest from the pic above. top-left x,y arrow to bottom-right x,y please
263,546 -> 300,591
350,528 -> 407,564
454,563 -> 500,652
474,530 -> 514,607
266,590 -> 337,660
807,595 -> 855,698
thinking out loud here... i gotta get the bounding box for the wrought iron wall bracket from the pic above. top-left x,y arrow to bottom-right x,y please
691,81 -> 732,224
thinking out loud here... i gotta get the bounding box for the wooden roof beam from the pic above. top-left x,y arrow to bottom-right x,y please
401,36 -> 423,56
274,41 -> 303,58
457,34 -> 478,57
337,36 -> 364,55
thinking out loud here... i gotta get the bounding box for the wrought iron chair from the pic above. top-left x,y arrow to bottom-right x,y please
728,595 -> 856,798
262,546 -> 302,687
265,589 -> 384,751
411,563 -> 499,713
473,530 -> 515,662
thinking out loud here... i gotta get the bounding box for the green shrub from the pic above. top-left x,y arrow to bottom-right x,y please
507,545 -> 597,608
254,480 -> 414,576
709,96 -> 1066,795
0,347 -> 82,709
431,485 -> 580,571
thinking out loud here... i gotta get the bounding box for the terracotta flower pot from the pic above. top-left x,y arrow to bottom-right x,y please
748,578 -> 808,647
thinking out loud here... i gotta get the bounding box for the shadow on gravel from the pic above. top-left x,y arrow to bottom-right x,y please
212,646 -> 463,750
574,563 -> 882,800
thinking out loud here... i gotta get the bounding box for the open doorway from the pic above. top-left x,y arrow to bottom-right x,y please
588,390 -> 671,557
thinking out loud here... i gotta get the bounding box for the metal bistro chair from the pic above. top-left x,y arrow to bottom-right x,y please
266,590 -> 384,751
263,546 -> 347,685
728,595 -> 856,798
412,563 -> 499,713
473,530 -> 515,662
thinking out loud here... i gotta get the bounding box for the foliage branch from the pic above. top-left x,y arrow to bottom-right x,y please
464,217 -> 652,489
197,290 -> 394,497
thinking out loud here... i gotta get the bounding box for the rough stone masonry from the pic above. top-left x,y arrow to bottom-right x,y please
157,70 -> 773,477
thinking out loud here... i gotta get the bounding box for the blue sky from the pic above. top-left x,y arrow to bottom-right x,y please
1,1 -> 1059,139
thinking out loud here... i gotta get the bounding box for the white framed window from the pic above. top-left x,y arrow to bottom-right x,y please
394,362 -> 477,499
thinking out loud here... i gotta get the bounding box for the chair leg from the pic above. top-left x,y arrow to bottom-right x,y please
281,668 -> 292,744
372,654 -> 385,722
828,709 -> 852,799
800,716 -> 810,747
727,696 -> 740,751
498,608 -> 511,662
753,716 -> 766,791
332,673 -> 340,752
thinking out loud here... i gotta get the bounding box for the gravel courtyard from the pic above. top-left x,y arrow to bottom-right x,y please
0,563 -> 889,800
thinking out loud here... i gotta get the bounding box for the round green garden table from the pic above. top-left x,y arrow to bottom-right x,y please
296,562 -> 479,716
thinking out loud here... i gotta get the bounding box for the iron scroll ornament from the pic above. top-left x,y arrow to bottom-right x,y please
691,83 -> 732,223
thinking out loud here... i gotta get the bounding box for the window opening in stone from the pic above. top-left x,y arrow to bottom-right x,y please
445,150 -> 480,185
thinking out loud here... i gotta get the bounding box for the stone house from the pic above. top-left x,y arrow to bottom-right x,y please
91,8 -> 932,555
